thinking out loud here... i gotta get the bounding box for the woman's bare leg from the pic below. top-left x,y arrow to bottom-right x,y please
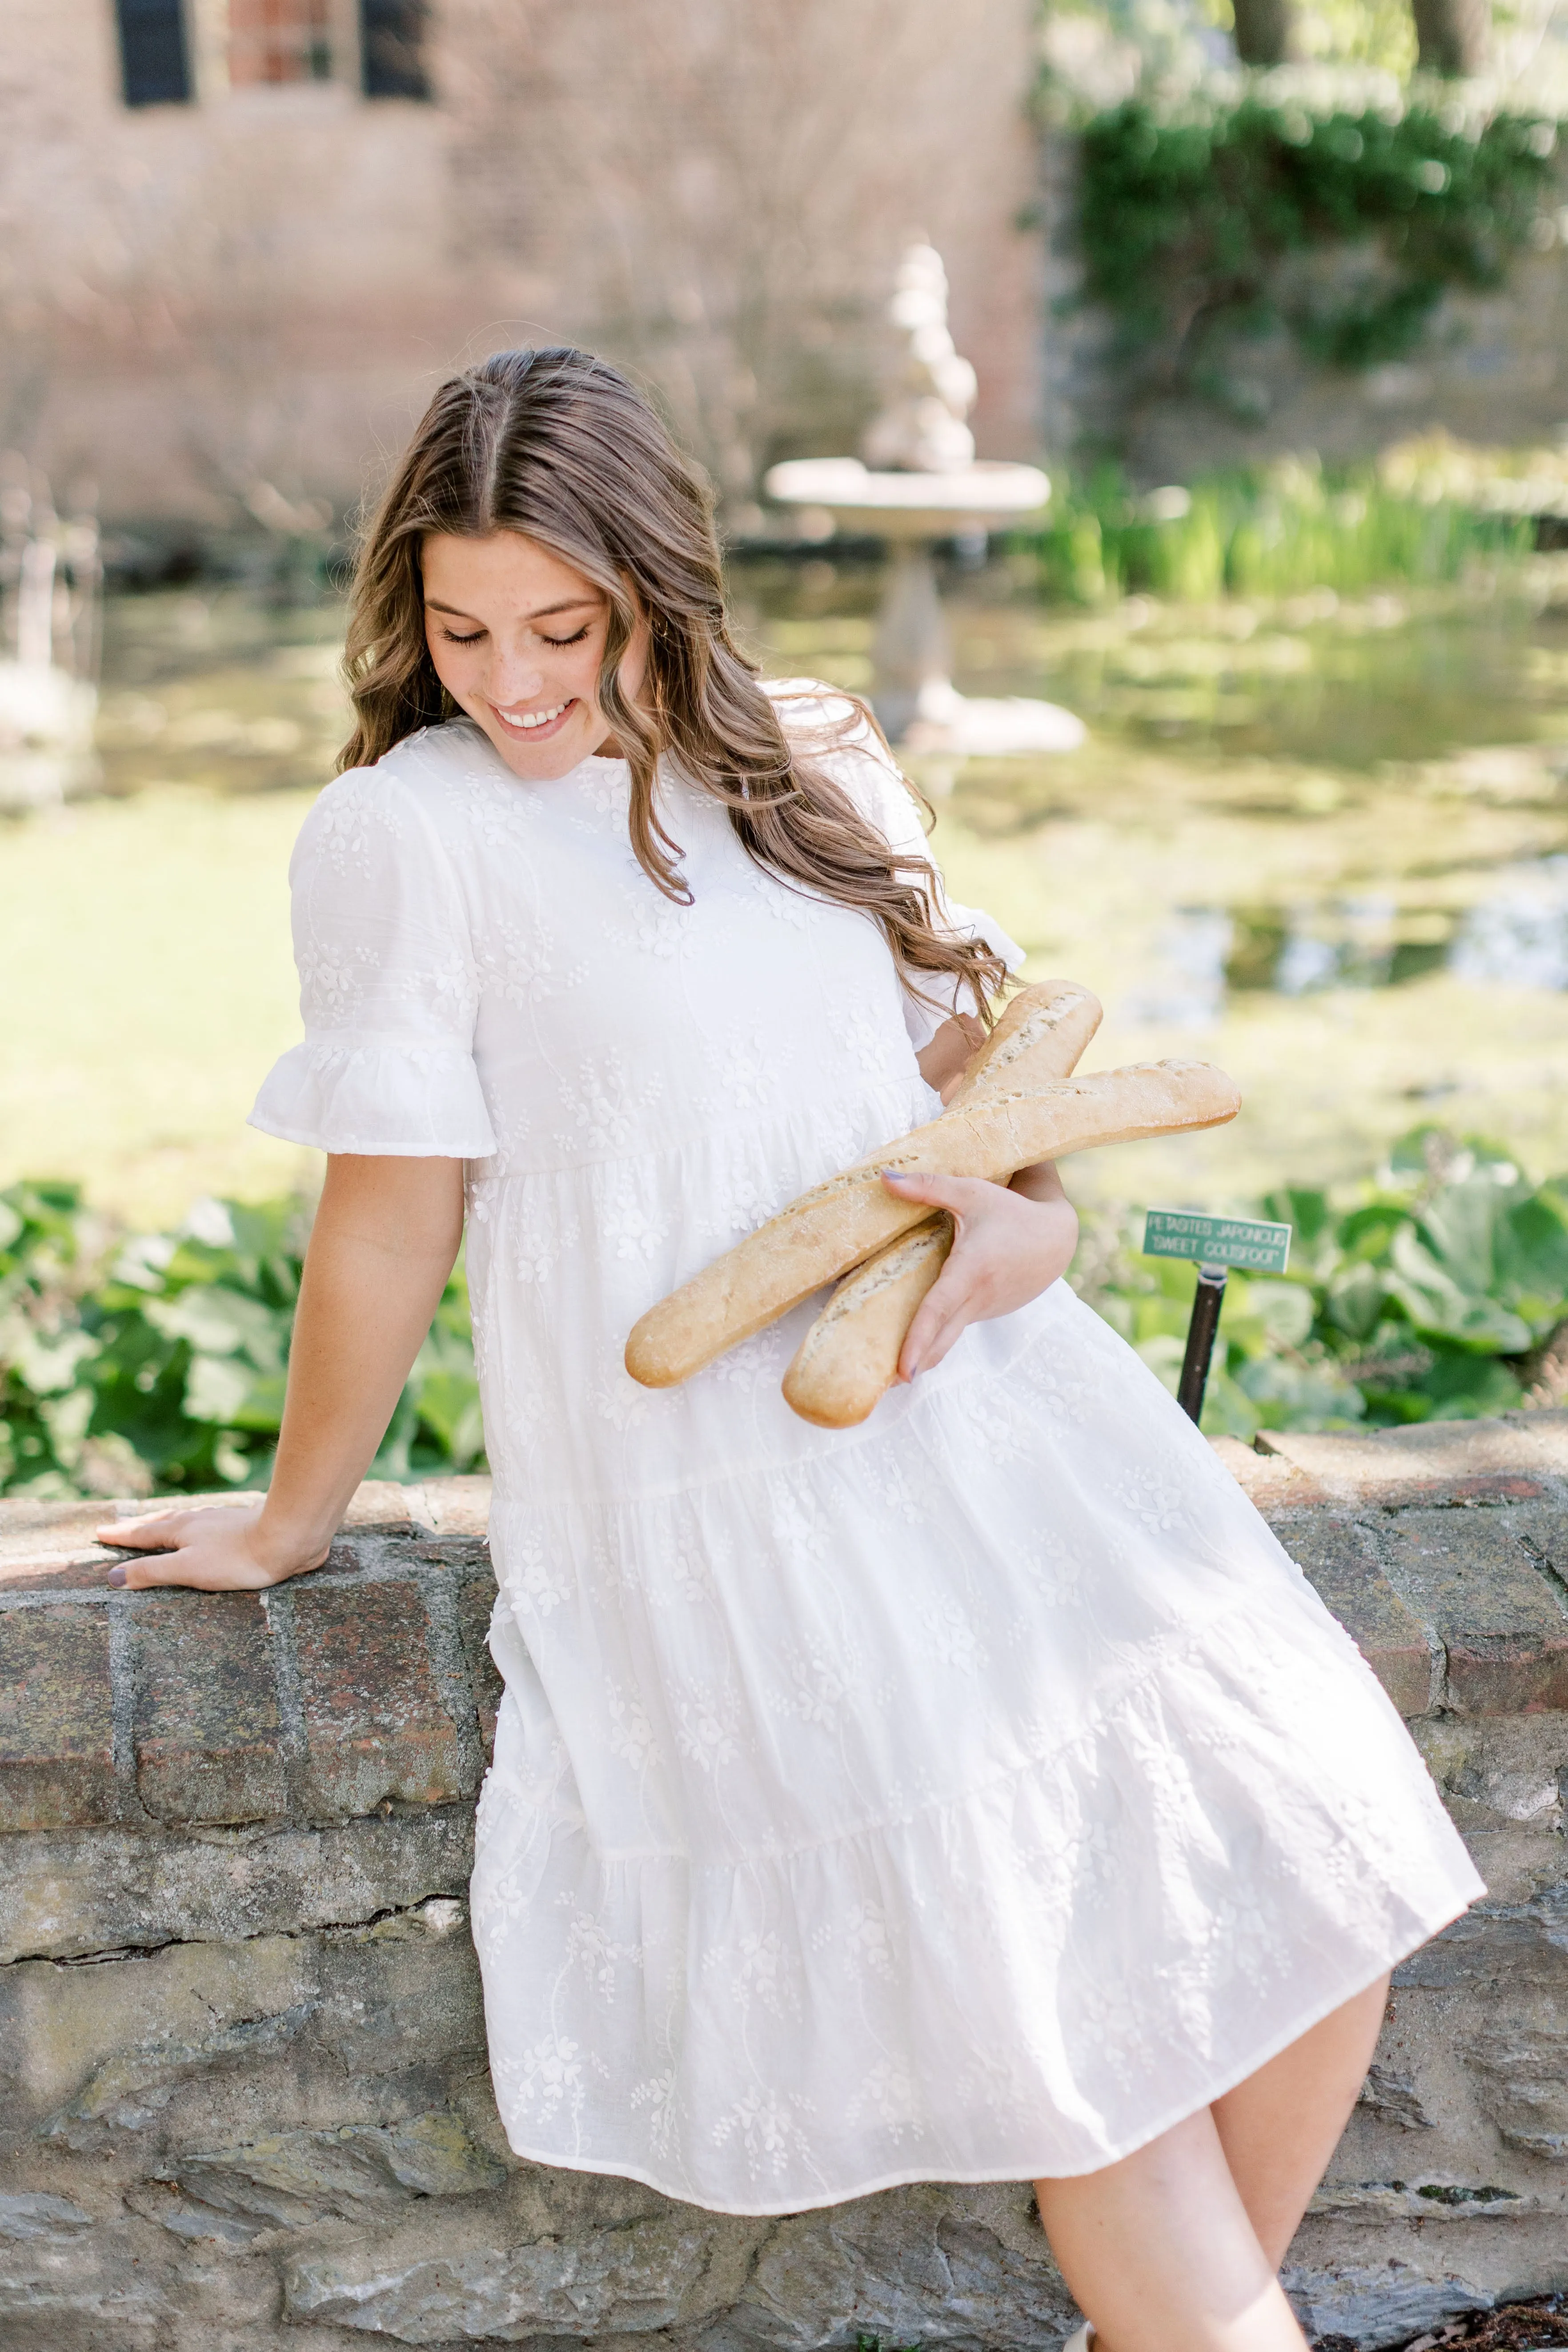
1035,2108 -> 1307,2352
1033,1977 -> 1392,2352
1211,1975 -> 1390,2267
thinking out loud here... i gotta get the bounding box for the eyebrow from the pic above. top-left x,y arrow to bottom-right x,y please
424,595 -> 601,623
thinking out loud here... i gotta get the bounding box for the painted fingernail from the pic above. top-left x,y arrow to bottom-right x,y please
107,1565 -> 127,1587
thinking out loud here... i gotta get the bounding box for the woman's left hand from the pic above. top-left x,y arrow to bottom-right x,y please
879,1164 -> 1078,1381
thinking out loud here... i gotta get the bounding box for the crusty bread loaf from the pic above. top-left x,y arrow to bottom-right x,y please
625,1057 -> 1240,1390
941,978 -> 1101,1113
781,980 -> 1101,1428
782,1216 -> 955,1427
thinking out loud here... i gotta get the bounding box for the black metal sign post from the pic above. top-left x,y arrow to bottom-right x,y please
1176,1264 -> 1227,1424
1141,1209 -> 1295,1430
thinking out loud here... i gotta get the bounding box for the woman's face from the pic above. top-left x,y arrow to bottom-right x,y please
421,530 -> 648,781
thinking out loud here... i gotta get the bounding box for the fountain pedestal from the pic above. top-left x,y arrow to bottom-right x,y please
764,456 -> 1085,754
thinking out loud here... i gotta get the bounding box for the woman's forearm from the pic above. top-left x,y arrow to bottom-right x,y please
255,1155 -> 466,1572
1010,1156 -> 1071,1208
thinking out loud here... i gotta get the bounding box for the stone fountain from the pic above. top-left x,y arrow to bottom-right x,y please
765,245 -> 1084,755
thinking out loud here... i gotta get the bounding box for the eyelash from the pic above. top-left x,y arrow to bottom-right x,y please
437,623 -> 592,648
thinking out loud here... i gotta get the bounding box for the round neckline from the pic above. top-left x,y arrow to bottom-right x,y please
445,715 -> 630,786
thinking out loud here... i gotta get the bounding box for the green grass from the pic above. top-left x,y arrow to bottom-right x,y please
0,788 -> 318,1225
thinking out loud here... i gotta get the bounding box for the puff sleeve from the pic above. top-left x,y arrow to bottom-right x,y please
779,682 -> 1024,1051
248,768 -> 498,1157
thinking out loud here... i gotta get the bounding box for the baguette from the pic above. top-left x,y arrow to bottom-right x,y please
782,980 -> 1101,1428
941,978 -> 1101,1113
782,1216 -> 955,1427
626,1058 -> 1239,1390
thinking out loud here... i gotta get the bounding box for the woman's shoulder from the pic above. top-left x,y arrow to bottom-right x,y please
294,721 -> 494,880
763,675 -> 874,740
763,675 -> 902,780
762,675 -> 916,845
366,717 -> 503,798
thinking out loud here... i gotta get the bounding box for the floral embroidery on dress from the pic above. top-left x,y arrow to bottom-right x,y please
299,942 -> 379,1022
710,2086 -> 817,2181
710,1030 -> 788,1113
1115,1465 -> 1194,1535
503,2035 -> 586,2123
705,1325 -> 791,1389
511,1212 -> 581,1287
610,892 -> 695,964
842,1901 -> 896,1979
501,1531 -> 571,1619
847,2057 -> 921,2137
590,1362 -> 662,1433
478,918 -> 582,1009
554,1052 -> 665,1158
702,1929 -> 797,2020
674,1682 -> 745,1775
562,1907 -> 643,2000
570,760 -> 633,822
629,2071 -> 681,2155
918,1593 -> 987,1675
312,772 -> 403,877
600,1174 -> 673,1263
605,1683 -> 664,1776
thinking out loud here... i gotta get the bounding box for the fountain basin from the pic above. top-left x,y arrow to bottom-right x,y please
764,457 -> 1051,540
763,457 -> 1083,754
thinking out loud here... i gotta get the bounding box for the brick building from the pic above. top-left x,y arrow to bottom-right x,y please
0,0 -> 1045,529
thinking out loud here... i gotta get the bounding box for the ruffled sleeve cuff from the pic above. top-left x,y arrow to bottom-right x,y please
900,902 -> 1027,1051
247,1032 -> 499,1157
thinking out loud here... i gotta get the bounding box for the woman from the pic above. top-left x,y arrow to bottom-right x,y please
103,347 -> 1480,2352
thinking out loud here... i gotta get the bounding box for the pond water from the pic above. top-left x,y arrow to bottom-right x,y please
18,555 -> 1568,1220
741,557 -> 1568,1208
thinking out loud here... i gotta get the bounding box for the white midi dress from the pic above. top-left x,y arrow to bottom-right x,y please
252,690 -> 1482,2217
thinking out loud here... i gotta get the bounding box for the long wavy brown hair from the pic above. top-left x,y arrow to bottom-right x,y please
339,346 -> 1006,1021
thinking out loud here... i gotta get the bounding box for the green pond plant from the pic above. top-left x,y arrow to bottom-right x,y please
1028,452 -> 1538,607
4,1126 -> 1567,1495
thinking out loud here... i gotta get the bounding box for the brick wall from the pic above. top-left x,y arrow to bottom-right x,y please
0,0 -> 1043,528
4,1419 -> 1568,2348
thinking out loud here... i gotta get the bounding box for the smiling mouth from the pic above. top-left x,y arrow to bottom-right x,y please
491,697 -> 577,740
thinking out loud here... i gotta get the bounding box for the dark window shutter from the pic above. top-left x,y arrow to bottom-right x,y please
115,0 -> 192,105
360,0 -> 429,98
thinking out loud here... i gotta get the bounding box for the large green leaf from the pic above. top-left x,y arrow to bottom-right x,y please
143,1286 -> 287,1370
1414,1178 -> 1504,1299
1496,1190 -> 1568,1326
1324,1262 -> 1388,1342
1384,1224 -> 1532,1353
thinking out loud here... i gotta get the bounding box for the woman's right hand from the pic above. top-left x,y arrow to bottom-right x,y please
95,1153 -> 467,1598
97,1502 -> 328,1591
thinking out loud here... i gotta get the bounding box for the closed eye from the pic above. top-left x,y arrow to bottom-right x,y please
437,625 -> 485,645
541,624 -> 591,647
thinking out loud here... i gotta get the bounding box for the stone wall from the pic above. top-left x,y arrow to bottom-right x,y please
4,1417 -> 1568,2350
0,0 -> 1042,528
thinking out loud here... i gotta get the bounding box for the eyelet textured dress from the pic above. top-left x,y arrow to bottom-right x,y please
251,690 -> 1481,2217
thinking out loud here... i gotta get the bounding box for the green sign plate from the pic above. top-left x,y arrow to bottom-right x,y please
1142,1209 -> 1291,1274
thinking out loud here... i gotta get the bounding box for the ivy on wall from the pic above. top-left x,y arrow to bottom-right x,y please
1075,95 -> 1560,408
